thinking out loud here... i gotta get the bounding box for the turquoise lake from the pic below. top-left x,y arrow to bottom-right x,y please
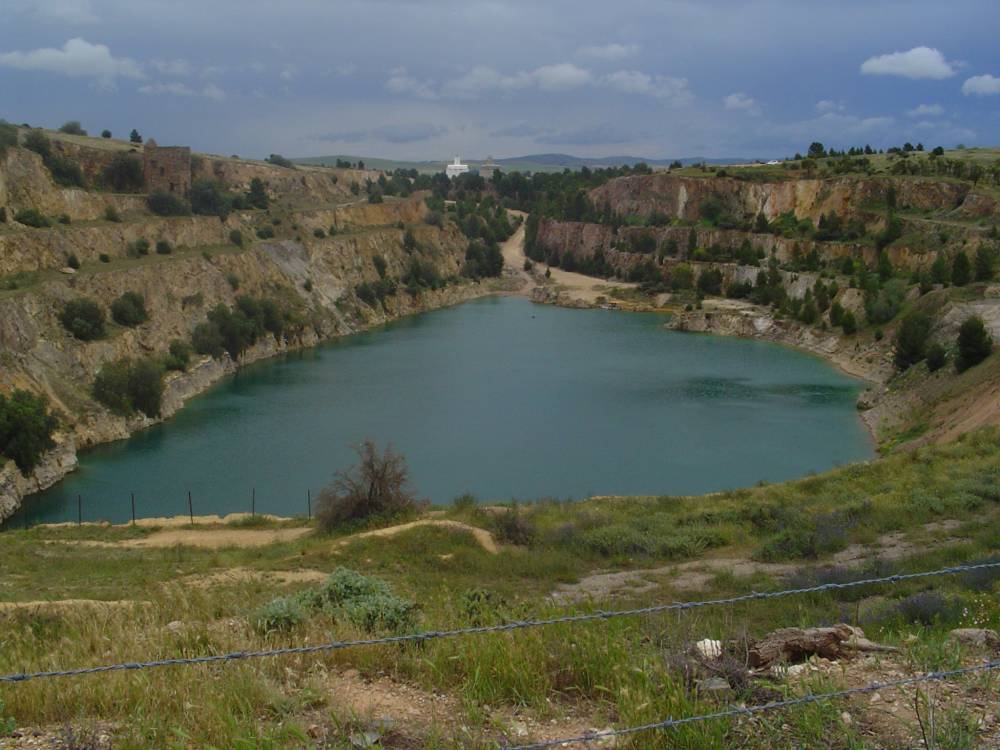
23,296 -> 874,524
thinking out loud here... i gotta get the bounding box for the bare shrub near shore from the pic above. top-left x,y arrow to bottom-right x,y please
316,440 -> 423,531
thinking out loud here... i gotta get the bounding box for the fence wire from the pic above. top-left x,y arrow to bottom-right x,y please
2,560 -> 997,684
502,659 -> 1000,749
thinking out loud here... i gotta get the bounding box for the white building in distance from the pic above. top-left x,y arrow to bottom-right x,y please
445,156 -> 469,179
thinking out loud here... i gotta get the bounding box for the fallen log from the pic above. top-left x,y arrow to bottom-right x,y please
749,624 -> 899,668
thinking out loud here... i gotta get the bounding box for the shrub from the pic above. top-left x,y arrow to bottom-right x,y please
226,273 -> 239,291
252,596 -> 306,634
92,357 -> 164,417
256,226 -> 274,239
951,251 -> 972,287
315,441 -> 421,531
0,389 -> 58,476
101,129 -> 112,139
490,504 -> 537,546
189,179 -> 234,218
101,152 -> 144,192
956,316 -> 993,372
303,279 -> 313,292
229,229 -> 244,247
246,178 -> 269,209
894,311 -> 933,370
147,191 -> 190,216
266,154 -> 294,168
129,129 -> 142,144
14,208 -> 50,228
57,214 -> 71,225
302,569 -> 415,633
66,253 -> 80,270
163,339 -> 192,371
110,292 -> 148,326
191,321 -> 225,358
888,591 -> 961,626
59,299 -> 105,340
926,343 -> 947,372
0,120 -> 17,154
104,205 -> 122,223
155,240 -> 172,255
313,227 -> 326,238
98,253 -> 110,263
58,121 -> 87,136
129,238 -> 150,257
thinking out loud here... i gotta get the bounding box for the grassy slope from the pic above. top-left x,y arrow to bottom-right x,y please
1,428 -> 999,747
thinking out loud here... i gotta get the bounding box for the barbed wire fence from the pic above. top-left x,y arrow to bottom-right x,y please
2,558 -> 998,744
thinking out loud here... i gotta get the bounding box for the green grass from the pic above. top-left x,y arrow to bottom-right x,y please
1,429 -> 999,746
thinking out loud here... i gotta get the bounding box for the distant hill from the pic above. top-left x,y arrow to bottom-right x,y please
293,153 -> 753,174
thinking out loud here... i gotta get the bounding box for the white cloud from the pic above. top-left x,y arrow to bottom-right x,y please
280,65 -> 297,82
531,63 -> 593,90
906,103 -> 944,117
150,59 -> 193,76
860,46 -> 955,80
815,99 -> 845,113
723,92 -> 759,114
10,0 -> 97,25
601,70 -> 692,103
442,63 -> 592,98
0,37 -> 143,88
385,66 -> 438,99
576,43 -> 640,60
962,74 -> 1000,96
139,81 -> 226,100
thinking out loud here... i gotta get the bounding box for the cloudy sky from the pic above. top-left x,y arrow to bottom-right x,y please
2,0 -> 998,161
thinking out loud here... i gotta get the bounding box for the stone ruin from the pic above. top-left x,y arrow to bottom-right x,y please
143,139 -> 192,196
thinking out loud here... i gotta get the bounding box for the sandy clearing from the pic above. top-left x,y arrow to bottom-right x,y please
54,526 -> 312,550
41,512 -> 295,530
181,567 -> 329,588
334,519 -> 499,554
0,599 -> 144,614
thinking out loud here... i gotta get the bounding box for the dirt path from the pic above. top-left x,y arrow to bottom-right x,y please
333,519 -> 499,554
500,211 -> 636,305
56,526 -> 312,550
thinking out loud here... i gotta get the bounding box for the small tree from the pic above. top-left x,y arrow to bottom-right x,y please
58,121 -> 87,136
894,311 -> 932,370
955,316 -> 993,373
101,152 -> 144,192
60,299 -> 106,340
0,389 -> 58,475
92,357 -> 164,417
975,246 -> 996,282
951,251 -> 972,286
315,440 -> 421,531
129,129 -> 142,144
247,178 -> 269,209
101,129 -> 112,139
111,291 -> 148,326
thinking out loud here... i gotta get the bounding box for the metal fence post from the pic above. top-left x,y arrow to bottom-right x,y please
307,489 -> 311,519
188,491 -> 193,525
131,492 -> 136,525
251,487 -> 255,517
77,494 -> 82,527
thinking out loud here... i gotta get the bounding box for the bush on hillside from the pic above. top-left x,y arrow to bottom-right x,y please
894,311 -> 933,370
148,191 -> 191,216
247,178 -> 269,209
101,129 -> 112,139
129,238 -> 150,257
92,357 -> 164,418
315,440 -> 422,531
189,179 -> 234,218
952,251 -> 972,287
956,316 -> 994,373
228,229 -> 244,247
110,291 -> 148,327
58,121 -> 87,136
0,120 -> 17,154
22,129 -> 85,187
155,240 -> 172,255
266,154 -> 294,168
253,568 -> 415,635
59,298 -> 105,340
101,152 -> 144,192
0,389 -> 58,476
926,343 -> 947,372
255,225 -> 274,239
104,205 -> 122,223
14,208 -> 51,228
66,253 -> 80,270
163,339 -> 193,371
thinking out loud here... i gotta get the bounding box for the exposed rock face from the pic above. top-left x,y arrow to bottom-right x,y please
588,172 -> 981,225
0,144 -> 483,521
